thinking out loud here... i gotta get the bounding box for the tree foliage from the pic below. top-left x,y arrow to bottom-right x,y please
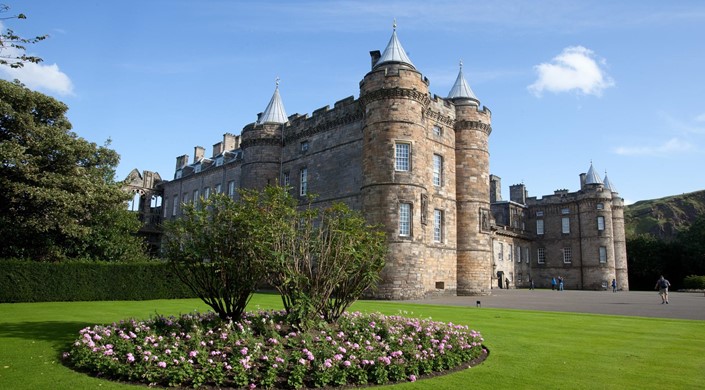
627,215 -> 705,289
0,4 -> 47,68
163,186 -> 388,326
0,79 -> 146,261
162,193 -> 269,321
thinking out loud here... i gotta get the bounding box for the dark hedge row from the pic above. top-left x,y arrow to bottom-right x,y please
683,275 -> 705,290
0,260 -> 196,303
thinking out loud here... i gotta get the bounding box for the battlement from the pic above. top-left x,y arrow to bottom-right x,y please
284,96 -> 363,143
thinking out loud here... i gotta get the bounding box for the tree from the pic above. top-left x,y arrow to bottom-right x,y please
162,193 -> 269,321
0,79 -> 146,261
0,4 -> 47,68
163,185 -> 387,326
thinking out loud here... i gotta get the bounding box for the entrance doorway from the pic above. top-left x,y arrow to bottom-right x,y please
497,271 -> 504,289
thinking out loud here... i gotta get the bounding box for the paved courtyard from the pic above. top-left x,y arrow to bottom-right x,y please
409,289 -> 705,321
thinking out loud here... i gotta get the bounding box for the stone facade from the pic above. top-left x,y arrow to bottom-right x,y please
134,28 -> 628,298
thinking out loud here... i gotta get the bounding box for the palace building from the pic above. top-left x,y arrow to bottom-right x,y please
126,26 -> 628,298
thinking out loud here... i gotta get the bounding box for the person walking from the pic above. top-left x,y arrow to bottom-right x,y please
655,275 -> 671,304
558,276 -> 564,291
529,278 -> 535,290
551,277 -> 557,291
611,278 -> 617,293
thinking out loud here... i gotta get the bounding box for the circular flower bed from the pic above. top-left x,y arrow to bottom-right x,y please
63,310 -> 487,389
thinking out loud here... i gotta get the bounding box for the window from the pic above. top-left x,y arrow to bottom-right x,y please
562,217 -> 570,234
203,187 -> 211,201
215,156 -> 224,167
518,273 -> 522,282
195,164 -> 202,173
599,246 -> 607,263
433,154 -> 443,186
395,143 -> 410,171
597,216 -> 605,231
536,219 -> 544,235
300,141 -> 309,153
537,248 -> 545,264
399,203 -> 411,236
525,247 -> 530,263
433,125 -> 442,136
182,192 -> 189,204
172,195 -> 178,216
283,172 -> 290,187
536,211 -> 544,217
228,180 -> 236,198
215,183 -> 222,194
563,247 -> 572,263
596,202 -> 604,210
300,168 -> 308,196
128,192 -> 140,211
433,209 -> 443,242
498,243 -> 504,261
150,195 -> 162,208
561,208 -> 570,214
516,246 -> 522,263
193,189 -> 199,205
163,198 -> 169,218
508,244 -> 513,262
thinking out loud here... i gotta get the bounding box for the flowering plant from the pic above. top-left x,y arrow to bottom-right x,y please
64,310 -> 486,389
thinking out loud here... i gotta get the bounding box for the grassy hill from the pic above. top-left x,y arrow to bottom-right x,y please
624,189 -> 705,240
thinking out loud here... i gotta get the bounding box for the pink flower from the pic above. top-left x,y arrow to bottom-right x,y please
409,374 -> 417,382
157,361 -> 167,368
189,350 -> 198,358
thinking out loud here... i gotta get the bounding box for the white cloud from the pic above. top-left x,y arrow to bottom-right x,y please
528,46 -> 614,97
613,138 -> 694,156
0,22 -> 73,96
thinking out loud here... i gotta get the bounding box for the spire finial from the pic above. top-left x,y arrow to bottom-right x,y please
459,59 -> 463,70
275,76 -> 280,87
393,19 -> 397,31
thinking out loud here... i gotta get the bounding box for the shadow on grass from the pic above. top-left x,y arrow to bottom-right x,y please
0,320 -> 91,351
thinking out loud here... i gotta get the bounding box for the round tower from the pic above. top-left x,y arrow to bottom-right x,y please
449,61 -> 493,295
359,25 -> 432,299
605,174 -> 629,290
240,81 -> 287,190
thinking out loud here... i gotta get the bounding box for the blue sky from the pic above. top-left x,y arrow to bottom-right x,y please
3,1 -> 705,205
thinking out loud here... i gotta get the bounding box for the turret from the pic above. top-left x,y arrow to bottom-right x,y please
359,23 -> 433,299
240,79 -> 288,190
605,172 -> 628,290
450,60 -> 493,295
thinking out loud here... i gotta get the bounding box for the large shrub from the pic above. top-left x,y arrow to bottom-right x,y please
682,275 -> 705,289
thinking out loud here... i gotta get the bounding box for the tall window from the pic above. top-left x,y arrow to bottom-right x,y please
525,247 -> 530,263
597,216 -> 605,231
516,246 -> 522,263
172,195 -> 178,216
203,187 -> 211,201
163,198 -> 169,218
563,247 -> 572,263
182,192 -> 189,204
536,219 -> 544,235
227,180 -> 236,198
215,183 -> 222,194
508,244 -> 513,262
193,189 -> 199,205
395,143 -> 410,171
562,217 -> 570,234
599,246 -> 607,263
433,209 -> 443,242
498,243 -> 504,261
433,154 -> 443,186
283,172 -> 290,187
300,168 -> 308,196
537,248 -> 546,264
399,203 -> 411,236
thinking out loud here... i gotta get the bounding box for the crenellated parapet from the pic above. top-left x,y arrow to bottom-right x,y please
359,87 -> 431,108
283,97 -> 363,143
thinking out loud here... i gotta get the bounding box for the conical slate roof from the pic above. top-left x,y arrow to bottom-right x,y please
374,21 -> 415,69
585,163 -> 603,185
448,60 -> 479,104
257,79 -> 288,125
603,172 -> 617,192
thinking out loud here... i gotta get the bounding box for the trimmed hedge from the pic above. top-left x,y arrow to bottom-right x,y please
683,275 -> 705,290
0,260 -> 196,303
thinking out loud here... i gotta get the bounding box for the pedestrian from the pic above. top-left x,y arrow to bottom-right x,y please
611,278 -> 617,293
558,276 -> 564,291
505,277 -> 510,289
529,278 -> 535,290
551,277 -> 556,291
654,275 -> 671,304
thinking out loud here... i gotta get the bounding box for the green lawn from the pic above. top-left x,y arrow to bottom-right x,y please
1,294 -> 703,389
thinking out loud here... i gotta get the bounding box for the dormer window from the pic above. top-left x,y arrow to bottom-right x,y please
195,164 -> 202,173
216,156 -> 224,167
